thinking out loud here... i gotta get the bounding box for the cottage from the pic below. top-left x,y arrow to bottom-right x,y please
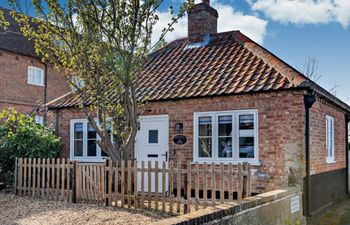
47,1 -> 350,216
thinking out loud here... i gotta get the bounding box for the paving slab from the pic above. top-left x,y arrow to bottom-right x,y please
308,199 -> 350,225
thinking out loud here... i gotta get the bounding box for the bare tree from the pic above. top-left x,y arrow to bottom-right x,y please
301,56 -> 339,96
302,56 -> 322,82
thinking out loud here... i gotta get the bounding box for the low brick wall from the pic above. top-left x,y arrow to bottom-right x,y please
154,188 -> 305,225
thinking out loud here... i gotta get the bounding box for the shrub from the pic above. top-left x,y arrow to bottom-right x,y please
0,108 -> 60,184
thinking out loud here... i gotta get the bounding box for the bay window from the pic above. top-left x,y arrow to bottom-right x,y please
194,110 -> 258,163
70,119 -> 111,162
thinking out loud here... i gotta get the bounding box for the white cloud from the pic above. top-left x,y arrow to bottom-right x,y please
333,0 -> 350,27
214,2 -> 268,44
152,1 -> 268,46
248,0 -> 350,28
151,10 -> 188,46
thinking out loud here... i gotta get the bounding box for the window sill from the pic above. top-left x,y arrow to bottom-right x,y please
27,82 -> 45,87
326,159 -> 337,164
191,160 -> 261,166
70,157 -> 108,163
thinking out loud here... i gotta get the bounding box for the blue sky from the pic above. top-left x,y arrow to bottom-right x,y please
2,0 -> 350,103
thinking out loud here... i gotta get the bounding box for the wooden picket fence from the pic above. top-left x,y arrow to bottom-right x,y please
15,158 -> 72,201
15,158 -> 252,214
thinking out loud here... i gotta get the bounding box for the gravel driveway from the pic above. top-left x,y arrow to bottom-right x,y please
0,191 -> 171,225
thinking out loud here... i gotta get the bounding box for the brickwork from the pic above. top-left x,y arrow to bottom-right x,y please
141,90 -> 307,191
47,109 -> 87,158
310,98 -> 347,174
152,188 -> 304,225
48,90 -> 311,192
0,49 -> 70,114
0,102 -> 37,114
188,2 -> 218,39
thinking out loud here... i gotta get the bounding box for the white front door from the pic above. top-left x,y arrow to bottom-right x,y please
136,115 -> 169,193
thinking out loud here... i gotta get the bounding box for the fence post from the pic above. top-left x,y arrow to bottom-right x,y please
107,160 -> 112,207
14,157 -> 18,194
183,162 -> 188,214
237,163 -> 242,201
246,163 -> 251,197
18,158 -> 23,196
73,161 -> 79,203
186,161 -> 191,213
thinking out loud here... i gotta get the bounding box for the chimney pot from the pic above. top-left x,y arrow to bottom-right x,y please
203,0 -> 210,5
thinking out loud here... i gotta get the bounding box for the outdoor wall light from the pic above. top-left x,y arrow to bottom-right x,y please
175,123 -> 183,134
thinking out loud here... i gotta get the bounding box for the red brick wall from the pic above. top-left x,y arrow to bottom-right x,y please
0,49 -> 70,114
47,109 -> 87,158
310,98 -> 347,174
0,102 -> 36,115
48,90 -> 309,192
46,65 -> 71,102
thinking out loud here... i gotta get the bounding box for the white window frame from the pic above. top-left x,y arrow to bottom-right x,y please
35,115 -> 44,125
70,119 -> 111,162
28,66 -> 44,86
71,76 -> 85,91
326,115 -> 335,164
193,109 -> 259,164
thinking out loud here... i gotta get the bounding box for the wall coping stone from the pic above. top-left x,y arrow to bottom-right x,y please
153,187 -> 302,225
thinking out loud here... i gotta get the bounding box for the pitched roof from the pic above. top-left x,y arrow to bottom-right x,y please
47,30 -> 349,111
137,31 -> 305,101
0,7 -> 37,58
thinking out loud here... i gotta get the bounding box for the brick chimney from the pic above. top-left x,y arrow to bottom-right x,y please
188,0 -> 218,41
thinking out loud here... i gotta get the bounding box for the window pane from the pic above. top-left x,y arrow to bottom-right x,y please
239,137 -> 254,158
35,69 -> 41,84
148,130 -> 158,144
87,140 -> 97,156
101,149 -> 108,157
35,115 -> 43,125
199,116 -> 212,136
199,137 -> 212,157
218,115 -> 232,136
74,140 -> 83,156
239,114 -> 254,130
101,126 -> 112,157
28,68 -> 34,83
88,123 -> 96,139
218,137 -> 232,158
74,123 -> 83,139
71,76 -> 85,90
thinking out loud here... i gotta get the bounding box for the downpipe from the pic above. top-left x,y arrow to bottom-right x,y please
304,93 -> 316,217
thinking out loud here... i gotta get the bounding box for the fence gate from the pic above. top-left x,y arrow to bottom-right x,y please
74,163 -> 106,205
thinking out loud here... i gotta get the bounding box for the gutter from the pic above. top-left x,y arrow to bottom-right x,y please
47,87 -> 308,111
300,80 -> 350,113
304,92 -> 316,217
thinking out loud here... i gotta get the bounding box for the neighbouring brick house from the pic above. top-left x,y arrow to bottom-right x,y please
46,1 -> 349,216
0,7 -> 70,122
